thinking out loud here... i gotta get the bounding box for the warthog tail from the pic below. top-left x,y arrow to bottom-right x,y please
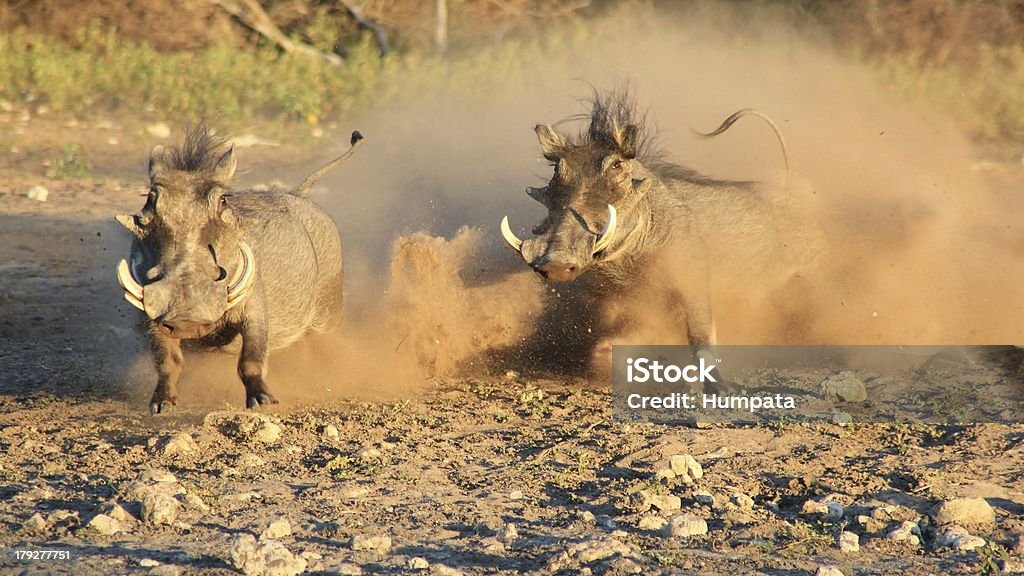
293,130 -> 365,198
693,109 -> 789,188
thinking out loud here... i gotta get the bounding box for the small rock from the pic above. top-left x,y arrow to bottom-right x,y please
640,491 -> 681,512
356,446 -> 381,461
23,512 -> 48,533
149,566 -> 181,576
663,514 -> 708,538
820,371 -> 867,403
886,520 -> 921,545
825,502 -> 845,521
669,454 -> 703,484
800,500 -> 830,516
329,563 -> 362,575
837,531 -> 860,553
146,122 -> 171,139
25,185 -> 48,202
731,493 -> 754,510
830,412 -> 853,425
566,536 -> 632,562
480,537 -> 505,553
339,485 -> 370,499
935,525 -> 986,551
351,533 -> 391,553
86,513 -> 123,535
139,558 -> 161,567
933,497 -> 996,527
141,493 -> 179,525
815,566 -> 845,576
509,490 -> 524,500
261,518 -> 292,540
181,493 -> 210,513
139,468 -> 180,486
161,432 -> 198,457
594,514 -> 617,529
578,510 -> 596,524
239,453 -> 266,468
97,501 -> 135,523
497,523 -> 518,543
408,557 -> 430,570
693,490 -> 716,506
638,515 -> 667,531
322,425 -> 339,441
229,533 -> 307,576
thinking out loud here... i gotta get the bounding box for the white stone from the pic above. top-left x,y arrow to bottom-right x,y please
663,514 -> 708,538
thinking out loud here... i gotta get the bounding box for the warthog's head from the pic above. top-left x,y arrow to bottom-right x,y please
501,93 -> 660,283
115,125 -> 256,339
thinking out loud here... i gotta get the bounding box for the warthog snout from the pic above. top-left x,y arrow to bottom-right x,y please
532,259 -> 582,283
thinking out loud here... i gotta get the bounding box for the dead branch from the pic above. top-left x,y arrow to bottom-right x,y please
213,0 -> 343,66
338,0 -> 390,57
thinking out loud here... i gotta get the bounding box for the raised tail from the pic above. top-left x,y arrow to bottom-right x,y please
292,130 -> 365,198
693,109 -> 789,188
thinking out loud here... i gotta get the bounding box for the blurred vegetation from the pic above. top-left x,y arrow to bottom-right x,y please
0,0 -> 1022,140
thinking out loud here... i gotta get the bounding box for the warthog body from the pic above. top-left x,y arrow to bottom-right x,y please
116,124 -> 362,413
501,90 -> 792,352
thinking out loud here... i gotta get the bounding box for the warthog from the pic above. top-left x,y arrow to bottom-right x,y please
116,124 -> 362,413
500,90 -> 789,355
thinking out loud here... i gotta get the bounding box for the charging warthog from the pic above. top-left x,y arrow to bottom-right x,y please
500,90 -> 790,353
116,125 -> 363,413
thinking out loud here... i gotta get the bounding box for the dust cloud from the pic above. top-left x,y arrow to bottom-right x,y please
131,3 -> 1023,407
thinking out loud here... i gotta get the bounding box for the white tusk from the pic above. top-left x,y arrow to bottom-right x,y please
500,216 -> 524,253
226,241 -> 257,309
116,259 -> 145,311
593,204 -> 617,254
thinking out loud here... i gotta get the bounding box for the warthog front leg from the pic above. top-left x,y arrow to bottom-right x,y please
237,306 -> 278,409
149,330 -> 184,415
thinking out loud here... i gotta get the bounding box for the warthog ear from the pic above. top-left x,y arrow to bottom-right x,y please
526,186 -> 550,206
213,145 -> 237,182
619,124 -> 639,159
535,124 -> 566,161
148,145 -> 166,181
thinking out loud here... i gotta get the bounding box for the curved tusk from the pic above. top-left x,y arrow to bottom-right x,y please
116,259 -> 145,311
500,216 -> 524,253
593,204 -> 617,254
226,241 -> 257,309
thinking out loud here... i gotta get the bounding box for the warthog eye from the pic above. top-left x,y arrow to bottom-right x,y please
217,194 -> 230,216
611,160 -> 623,171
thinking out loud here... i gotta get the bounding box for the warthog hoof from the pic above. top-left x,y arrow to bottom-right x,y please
246,393 -> 279,410
150,400 -> 176,416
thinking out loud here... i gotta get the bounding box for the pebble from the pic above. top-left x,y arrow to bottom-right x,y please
357,446 -> 382,461
935,525 -> 986,551
830,412 -> 853,425
595,514 -> 617,529
408,557 -> 430,570
886,520 -> 921,545
160,432 -> 198,457
97,501 -> 135,523
933,497 -> 996,527
25,185 -> 48,202
820,371 -> 867,403
205,412 -> 282,444
322,425 -> 339,442
480,537 -> 505,553
141,493 -> 179,525
825,502 -> 845,521
229,534 -> 307,576
509,490 -> 524,500
149,566 -> 181,576
800,500 -> 830,516
638,515 -> 667,531
497,522 -> 518,543
181,493 -> 210,513
816,566 -> 845,576
239,453 -> 267,468
23,512 -> 48,533
139,558 -> 161,567
86,513 -> 123,535
146,122 -> 171,138
694,490 -> 716,506
351,533 -> 392,553
566,536 -> 632,562
431,565 -> 464,576
837,531 -> 860,553
663,514 -> 708,538
261,518 -> 292,540
731,493 -> 754,510
669,454 -> 704,484
638,491 -> 681,512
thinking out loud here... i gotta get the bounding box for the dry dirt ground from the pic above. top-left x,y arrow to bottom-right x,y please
1,113 -> 1023,576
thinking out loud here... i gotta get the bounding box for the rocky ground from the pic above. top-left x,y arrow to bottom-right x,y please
1,112 -> 1023,575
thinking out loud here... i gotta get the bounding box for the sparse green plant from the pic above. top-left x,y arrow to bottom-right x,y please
975,542 -> 1009,576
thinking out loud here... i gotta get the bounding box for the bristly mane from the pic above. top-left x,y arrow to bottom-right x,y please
164,120 -> 231,175
579,88 -> 751,187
